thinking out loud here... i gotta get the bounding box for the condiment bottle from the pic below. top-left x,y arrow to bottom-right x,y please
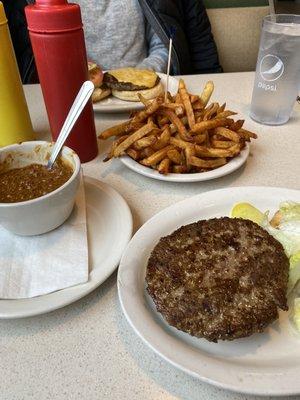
25,0 -> 98,162
0,2 -> 34,147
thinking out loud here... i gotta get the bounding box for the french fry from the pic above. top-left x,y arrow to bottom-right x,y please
167,149 -> 182,164
179,79 -> 195,129
200,81 -> 214,106
113,123 -> 154,157
162,103 -> 185,117
190,94 -> 200,104
190,156 -> 227,169
103,135 -> 129,161
142,145 -> 174,166
133,135 -> 156,150
191,118 -> 231,134
195,145 -> 239,158
238,128 -> 258,140
185,144 -> 196,168
158,158 -> 170,174
173,165 -> 188,173
215,110 -> 237,119
126,148 -> 140,160
163,103 -> 184,110
175,93 -> 181,103
140,147 -> 155,158
214,127 -> 240,143
132,97 -> 163,123
230,119 -> 245,131
161,109 -> 193,141
203,102 -> 219,121
99,121 -> 131,140
152,127 -> 171,150
170,136 -> 190,150
192,100 -> 204,110
217,103 -> 226,113
193,134 -> 206,144
211,139 -> 236,149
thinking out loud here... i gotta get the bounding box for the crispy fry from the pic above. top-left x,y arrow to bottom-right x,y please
179,79 -> 195,129
211,139 -> 236,149
214,127 -> 240,143
162,103 -> 185,116
230,119 -> 245,131
170,136 -> 190,150
193,134 -> 206,144
163,102 -> 184,109
142,145 -> 174,166
132,97 -> 162,123
113,123 -> 154,157
152,127 -> 171,150
157,115 -> 169,128
185,144 -> 196,168
103,135 -> 129,161
238,128 -> 258,140
133,135 -> 156,150
215,110 -> 237,119
200,81 -> 214,107
192,100 -> 204,110
99,121 -> 131,140
191,118 -> 230,134
173,165 -> 188,173
190,156 -> 227,169
158,158 -> 170,174
167,149 -> 182,164
161,109 -> 193,141
140,147 -> 155,158
190,94 -> 200,104
217,103 -> 226,113
195,144 -> 240,158
126,148 -> 140,160
203,102 -> 219,120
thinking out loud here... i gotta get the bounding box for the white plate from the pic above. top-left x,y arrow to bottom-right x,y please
93,73 -> 178,113
0,177 -> 132,319
118,187 -> 300,396
120,143 -> 249,182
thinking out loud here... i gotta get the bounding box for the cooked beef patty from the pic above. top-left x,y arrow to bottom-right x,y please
103,73 -> 160,91
146,217 -> 289,342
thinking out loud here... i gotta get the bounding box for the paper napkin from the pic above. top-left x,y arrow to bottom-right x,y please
0,178 -> 89,299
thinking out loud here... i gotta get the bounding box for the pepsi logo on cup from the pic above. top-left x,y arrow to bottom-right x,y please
259,54 -> 285,82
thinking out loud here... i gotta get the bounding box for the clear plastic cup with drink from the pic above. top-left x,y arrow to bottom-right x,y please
250,14 -> 300,125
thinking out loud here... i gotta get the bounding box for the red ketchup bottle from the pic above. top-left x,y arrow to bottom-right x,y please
25,0 -> 98,162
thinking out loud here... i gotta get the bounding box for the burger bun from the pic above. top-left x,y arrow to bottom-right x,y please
112,82 -> 164,102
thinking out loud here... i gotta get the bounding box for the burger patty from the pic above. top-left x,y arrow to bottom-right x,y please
103,73 -> 160,91
146,217 -> 289,342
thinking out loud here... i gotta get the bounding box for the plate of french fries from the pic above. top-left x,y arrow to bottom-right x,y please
98,79 -> 257,182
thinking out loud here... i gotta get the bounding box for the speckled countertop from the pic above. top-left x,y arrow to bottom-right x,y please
1,73 -> 300,400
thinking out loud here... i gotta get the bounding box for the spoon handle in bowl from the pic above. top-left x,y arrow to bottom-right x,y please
47,80 -> 94,168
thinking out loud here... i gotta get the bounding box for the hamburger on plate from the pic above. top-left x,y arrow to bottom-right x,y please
103,68 -> 164,101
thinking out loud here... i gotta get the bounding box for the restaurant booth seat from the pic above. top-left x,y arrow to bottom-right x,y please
204,0 -> 270,72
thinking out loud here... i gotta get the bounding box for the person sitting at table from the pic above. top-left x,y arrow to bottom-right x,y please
3,0 -> 222,84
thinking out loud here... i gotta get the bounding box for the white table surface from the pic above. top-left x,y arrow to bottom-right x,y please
1,72 -> 300,400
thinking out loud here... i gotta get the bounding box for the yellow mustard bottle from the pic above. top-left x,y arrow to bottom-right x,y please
0,2 -> 34,147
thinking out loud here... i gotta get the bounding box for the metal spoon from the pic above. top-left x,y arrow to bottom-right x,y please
47,80 -> 95,169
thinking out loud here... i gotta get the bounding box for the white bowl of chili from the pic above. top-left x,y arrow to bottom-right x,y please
0,141 -> 81,235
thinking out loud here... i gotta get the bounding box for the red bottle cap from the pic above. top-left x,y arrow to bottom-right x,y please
25,0 -> 82,33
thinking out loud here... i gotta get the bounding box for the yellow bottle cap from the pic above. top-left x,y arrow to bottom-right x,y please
0,2 -> 8,26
